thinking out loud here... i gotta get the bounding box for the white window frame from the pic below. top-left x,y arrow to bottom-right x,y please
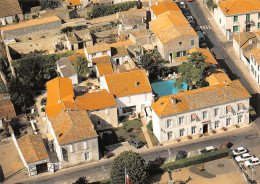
166,119 -> 172,128
214,108 -> 219,117
167,131 -> 173,140
179,129 -> 184,137
238,115 -> 242,123
179,117 -> 184,125
202,111 -> 208,120
191,126 -> 196,134
226,118 -> 231,126
215,121 -> 219,128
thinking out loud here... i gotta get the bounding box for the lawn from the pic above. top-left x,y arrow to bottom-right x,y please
147,129 -> 160,146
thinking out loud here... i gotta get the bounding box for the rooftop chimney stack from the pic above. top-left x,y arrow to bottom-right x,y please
171,97 -> 177,105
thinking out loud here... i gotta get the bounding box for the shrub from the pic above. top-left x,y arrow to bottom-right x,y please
146,120 -> 153,130
222,127 -> 228,131
187,135 -> 192,140
176,138 -> 181,142
160,148 -> 231,171
235,124 -> 240,128
211,129 -> 216,134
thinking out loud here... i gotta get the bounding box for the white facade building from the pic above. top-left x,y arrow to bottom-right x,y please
249,48 -> 260,85
151,80 -> 251,143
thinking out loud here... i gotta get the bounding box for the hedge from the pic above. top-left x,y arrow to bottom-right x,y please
87,1 -> 136,19
160,148 -> 232,171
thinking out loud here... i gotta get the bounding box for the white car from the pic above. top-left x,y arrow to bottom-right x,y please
235,153 -> 254,162
244,157 -> 260,167
232,147 -> 248,156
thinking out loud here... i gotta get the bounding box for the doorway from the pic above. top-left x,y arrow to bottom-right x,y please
246,24 -> 250,32
36,163 -> 47,174
116,59 -> 120,65
203,123 -> 208,134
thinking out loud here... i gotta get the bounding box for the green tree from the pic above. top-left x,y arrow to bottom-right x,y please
74,57 -> 89,77
40,0 -> 61,10
174,52 -> 211,90
110,151 -> 148,184
206,0 -> 217,10
140,50 -> 164,80
72,176 -> 88,184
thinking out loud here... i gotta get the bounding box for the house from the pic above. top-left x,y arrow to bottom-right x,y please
0,0 -> 23,25
111,45 -> 129,65
15,134 -> 50,176
233,31 -> 257,67
149,2 -> 199,62
57,57 -> 78,84
0,16 -> 62,41
214,0 -> 260,40
206,69 -> 231,86
100,69 -> 153,117
48,110 -> 99,167
65,29 -> 93,51
249,48 -> 260,85
151,80 -> 250,143
129,29 -> 151,47
0,94 -> 16,127
67,0 -> 84,8
96,63 -> 114,77
118,16 -> 146,36
117,8 -> 147,19
75,89 -> 118,130
40,9 -> 78,20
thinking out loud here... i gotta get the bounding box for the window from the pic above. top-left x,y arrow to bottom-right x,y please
133,25 -> 137,29
258,23 -> 260,29
179,42 -> 182,46
246,14 -> 250,22
233,16 -> 238,22
97,119 -> 101,126
226,105 -> 232,114
226,118 -> 231,126
167,131 -> 173,140
191,40 -> 194,46
179,117 -> 184,125
122,106 -> 136,114
237,103 -> 243,111
258,13 -> 260,19
191,113 -> 196,122
179,129 -> 184,137
102,51 -> 107,55
215,121 -> 219,129
83,141 -> 88,149
238,115 -> 242,123
166,119 -> 172,128
76,142 -> 83,151
202,111 -> 208,120
69,144 -> 75,152
191,126 -> 196,134
219,18 -> 221,24
214,108 -> 219,117
233,25 -> 239,32
85,152 -> 92,160
92,53 -> 96,57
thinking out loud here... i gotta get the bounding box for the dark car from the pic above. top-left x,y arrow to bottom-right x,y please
175,150 -> 187,161
128,139 -> 144,149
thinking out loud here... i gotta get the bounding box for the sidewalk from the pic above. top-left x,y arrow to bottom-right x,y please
140,114 -> 153,148
197,0 -> 260,94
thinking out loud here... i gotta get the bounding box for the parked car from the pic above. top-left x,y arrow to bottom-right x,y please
179,1 -> 186,9
244,157 -> 260,167
128,139 -> 144,149
175,150 -> 187,161
185,15 -> 195,25
219,141 -> 233,150
199,146 -> 217,154
188,0 -> 194,2
232,147 -> 248,156
235,153 -> 254,162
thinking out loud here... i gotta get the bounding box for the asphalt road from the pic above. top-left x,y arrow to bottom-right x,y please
23,125 -> 260,184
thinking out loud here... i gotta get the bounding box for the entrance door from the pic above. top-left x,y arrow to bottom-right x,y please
116,59 -> 120,65
36,163 -> 47,174
203,123 -> 208,134
246,24 -> 250,32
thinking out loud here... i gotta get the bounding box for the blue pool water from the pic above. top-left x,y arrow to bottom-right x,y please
151,79 -> 188,97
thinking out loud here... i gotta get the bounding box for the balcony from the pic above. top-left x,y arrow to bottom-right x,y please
245,19 -> 254,25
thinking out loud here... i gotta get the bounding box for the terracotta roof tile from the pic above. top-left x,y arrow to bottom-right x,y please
67,0 -> 82,6
206,69 -> 231,86
117,8 -> 146,15
68,53 -> 87,65
152,80 -> 250,117
111,45 -> 128,58
75,89 -> 116,111
104,70 -> 152,97
233,32 -> 256,49
219,0 -> 260,16
91,55 -> 111,64
17,134 -> 49,164
49,111 -> 97,145
1,16 -> 61,31
0,0 -> 22,18
189,47 -> 218,65
0,94 -> 16,120
151,2 -> 181,17
250,48 -> 260,65
96,63 -> 114,76
130,29 -> 149,38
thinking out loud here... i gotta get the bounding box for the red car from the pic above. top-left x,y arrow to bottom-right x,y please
188,0 -> 194,2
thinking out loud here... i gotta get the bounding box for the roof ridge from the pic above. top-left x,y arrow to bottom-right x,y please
28,134 -> 41,161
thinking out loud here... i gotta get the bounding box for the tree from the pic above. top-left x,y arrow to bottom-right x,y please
173,52 -> 211,90
140,50 -> 164,80
206,0 -> 217,10
40,0 -> 61,10
74,57 -> 89,78
72,176 -> 88,184
110,151 -> 148,184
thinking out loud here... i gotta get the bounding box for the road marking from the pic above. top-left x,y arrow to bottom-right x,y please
199,25 -> 211,30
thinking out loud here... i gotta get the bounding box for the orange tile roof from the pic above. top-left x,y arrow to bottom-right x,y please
149,12 -> 198,44
49,111 -> 97,145
233,32 -> 256,49
75,89 -> 116,111
0,94 -> 16,120
189,47 -> 218,65
17,134 -> 49,164
0,0 -> 22,18
91,55 -> 111,64
219,0 -> 260,16
104,70 -> 152,97
152,80 -> 250,117
46,77 -> 75,117
68,53 -> 87,65
206,69 -> 231,86
250,48 -> 260,65
152,2 -> 181,17
67,0 -> 82,6
86,40 -> 134,54
97,63 -> 114,76
1,16 -> 61,31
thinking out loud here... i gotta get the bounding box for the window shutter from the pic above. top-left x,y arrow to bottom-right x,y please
208,110 -> 211,119
84,141 -> 88,149
70,144 -> 74,152
106,108 -> 110,115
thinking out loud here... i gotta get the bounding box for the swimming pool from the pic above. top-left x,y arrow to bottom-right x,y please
151,79 -> 188,97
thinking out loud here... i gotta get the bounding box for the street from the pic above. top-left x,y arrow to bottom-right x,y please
23,124 -> 260,184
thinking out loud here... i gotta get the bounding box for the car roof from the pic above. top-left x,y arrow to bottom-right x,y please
237,147 -> 245,150
242,153 -> 250,156
251,157 -> 259,161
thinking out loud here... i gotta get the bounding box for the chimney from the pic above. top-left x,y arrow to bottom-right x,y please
171,97 -> 177,105
135,81 -> 140,87
58,100 -> 61,104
